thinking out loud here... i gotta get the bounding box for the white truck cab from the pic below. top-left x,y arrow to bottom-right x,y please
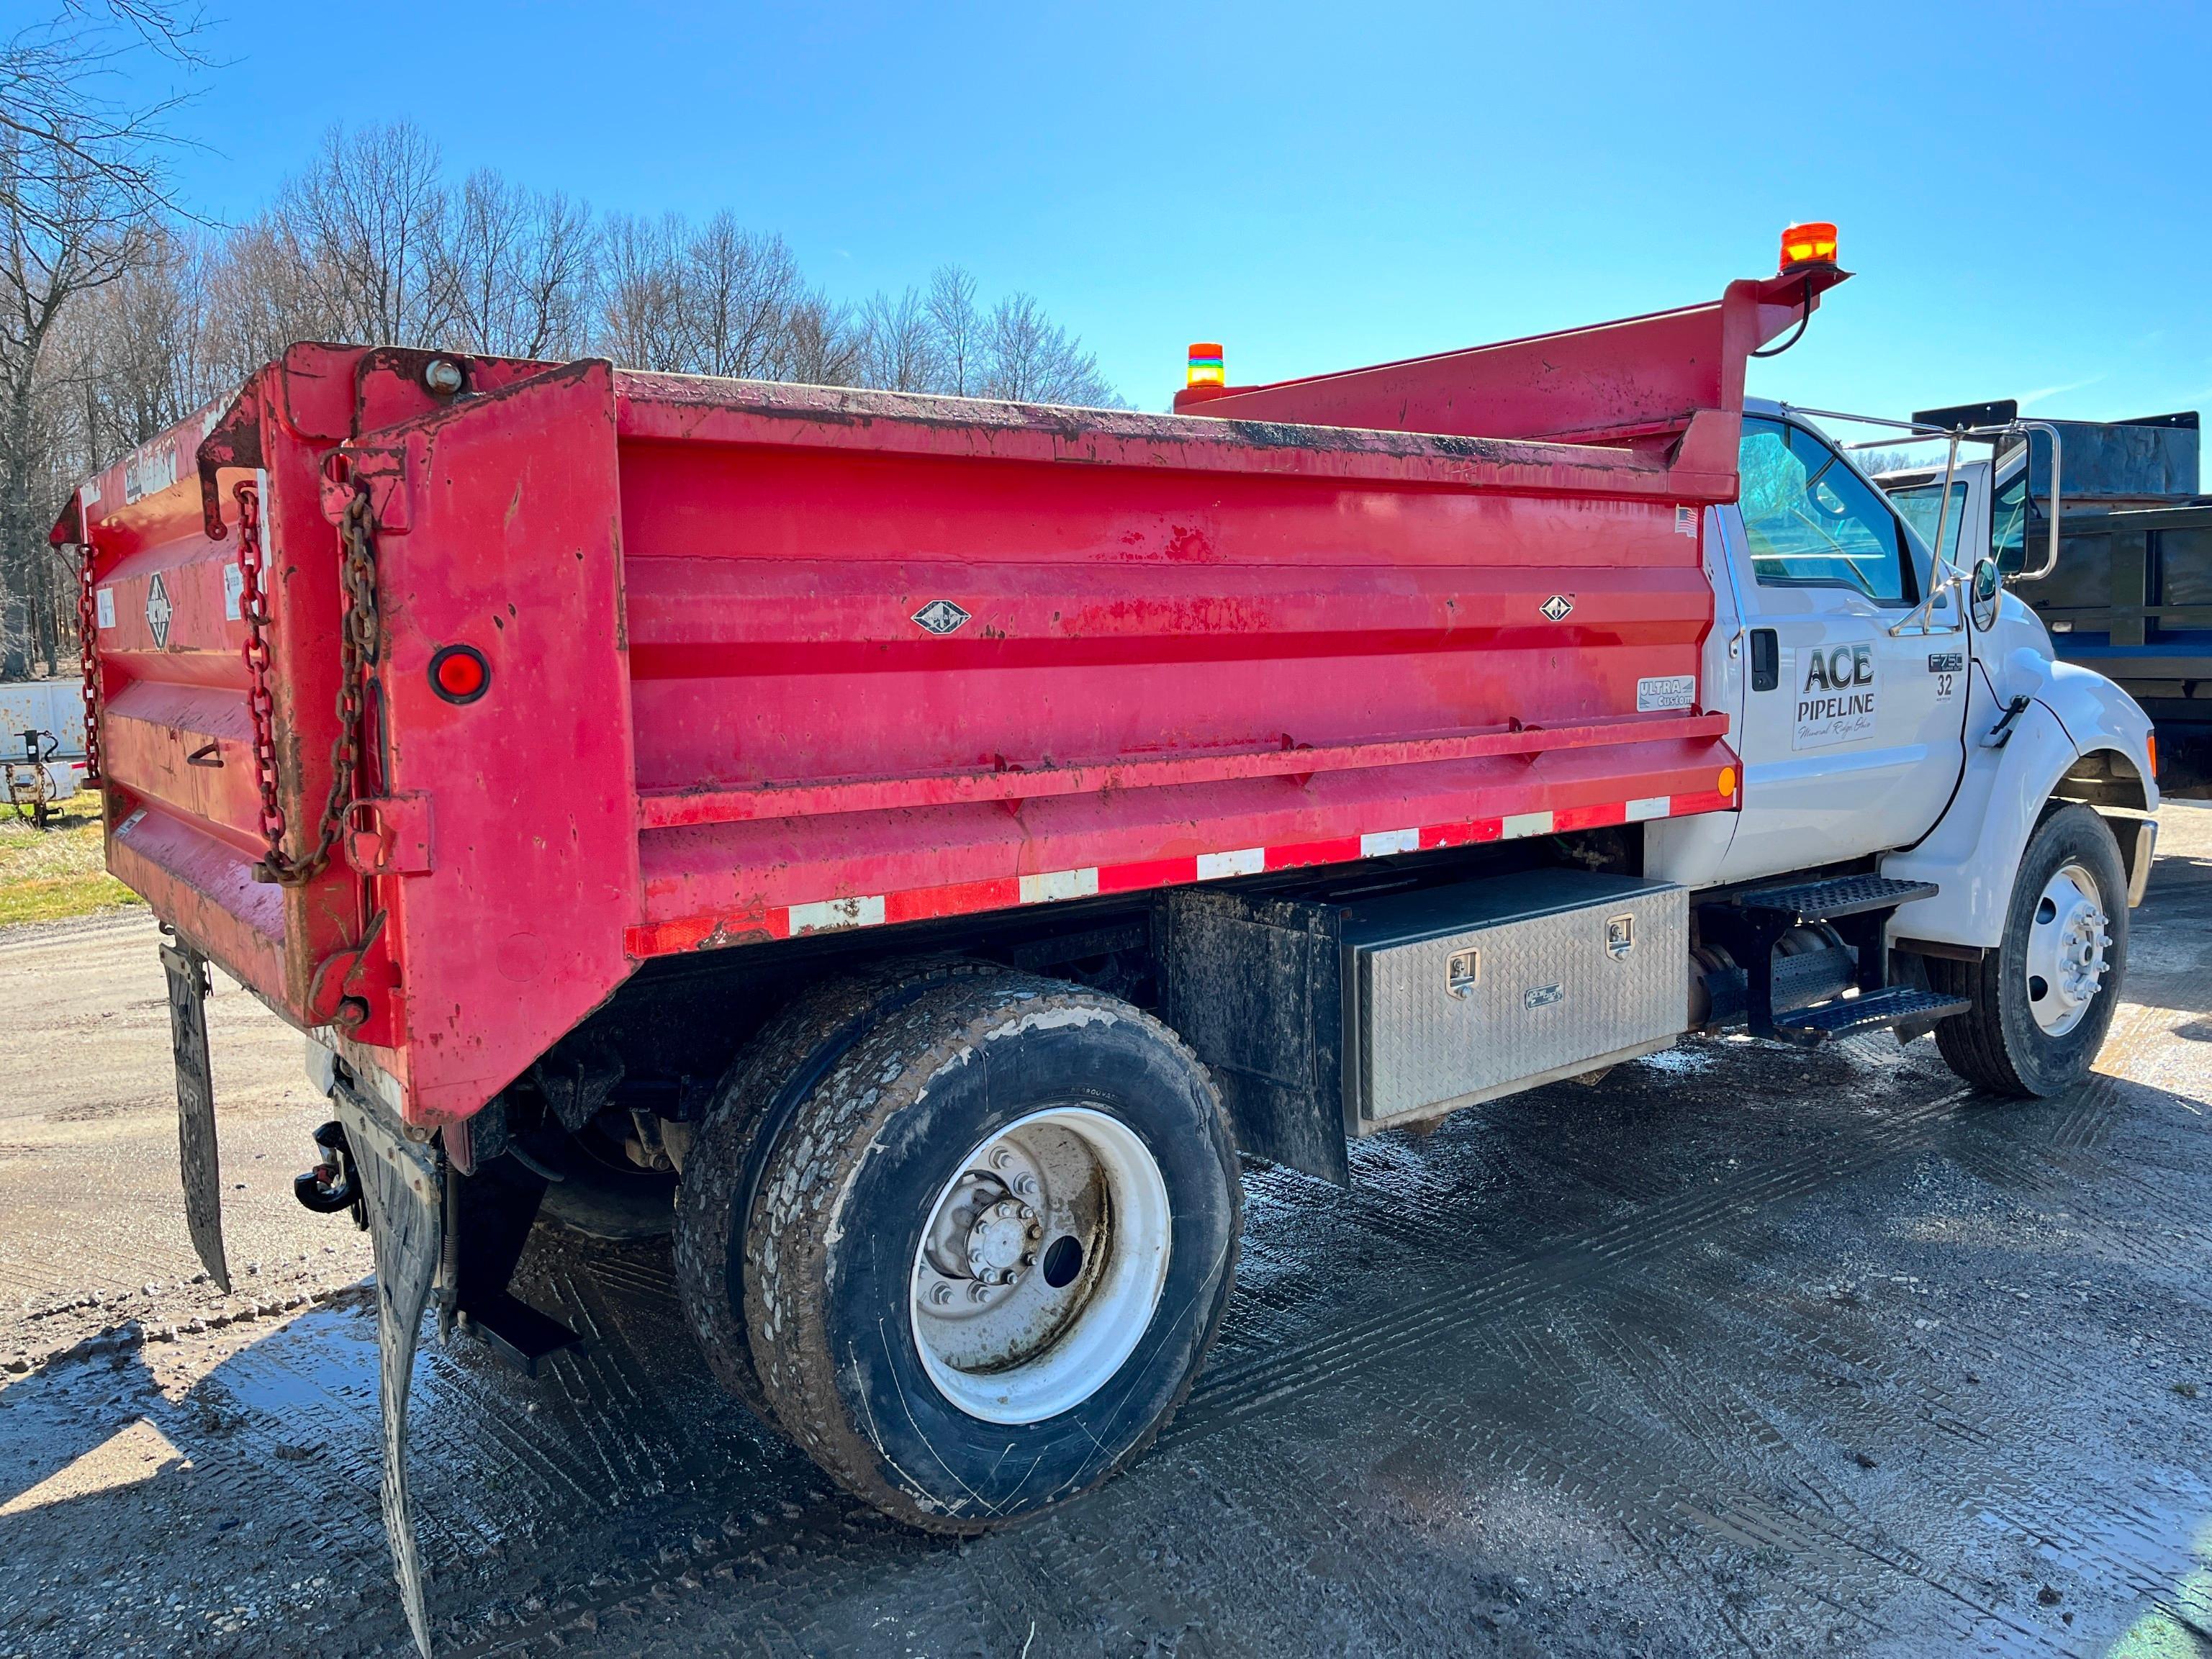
1651,398 -> 2158,1094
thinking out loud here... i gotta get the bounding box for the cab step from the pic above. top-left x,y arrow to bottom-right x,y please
1728,874 -> 1938,924
1697,874 -> 1946,1042
1772,986 -> 1972,1047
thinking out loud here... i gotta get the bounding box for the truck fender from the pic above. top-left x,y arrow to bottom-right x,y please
1881,661 -> 2088,951
2040,657 -> 2159,812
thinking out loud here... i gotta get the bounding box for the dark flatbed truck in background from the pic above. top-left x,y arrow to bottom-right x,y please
1879,404 -> 2212,794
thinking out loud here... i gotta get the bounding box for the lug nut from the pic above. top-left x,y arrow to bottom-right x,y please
990,1147 -> 1016,1171
968,1281 -> 993,1303
929,1283 -> 952,1306
1013,1173 -> 1038,1198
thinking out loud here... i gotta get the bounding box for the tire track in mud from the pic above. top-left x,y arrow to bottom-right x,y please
1178,1082 -> 1982,1435
1657,1149 -> 2212,1638
1633,1257 -> 2198,1644
1376,1274 -> 2042,1650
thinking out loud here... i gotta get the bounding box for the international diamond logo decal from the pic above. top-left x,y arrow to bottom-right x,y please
1538,594 -> 1574,623
911,599 -> 972,636
145,573 -> 173,648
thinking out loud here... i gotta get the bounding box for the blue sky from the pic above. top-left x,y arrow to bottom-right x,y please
122,0 -> 2212,423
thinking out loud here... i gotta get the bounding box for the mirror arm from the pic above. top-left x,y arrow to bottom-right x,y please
2007,420 -> 2064,583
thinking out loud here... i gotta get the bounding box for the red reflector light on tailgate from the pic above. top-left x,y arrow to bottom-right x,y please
430,644 -> 490,703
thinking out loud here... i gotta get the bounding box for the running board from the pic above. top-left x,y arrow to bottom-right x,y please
1772,986 -> 1972,1047
1697,874 -> 1944,1042
1728,874 -> 1939,924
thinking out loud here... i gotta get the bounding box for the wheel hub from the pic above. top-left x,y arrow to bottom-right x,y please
910,1107 -> 1173,1424
2025,862 -> 2111,1037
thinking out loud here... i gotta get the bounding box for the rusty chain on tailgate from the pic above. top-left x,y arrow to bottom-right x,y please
235,479 -> 379,886
76,546 -> 101,785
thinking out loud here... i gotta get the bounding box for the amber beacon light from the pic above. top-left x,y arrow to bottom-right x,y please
1186,343 -> 1225,390
1778,222 -> 1839,273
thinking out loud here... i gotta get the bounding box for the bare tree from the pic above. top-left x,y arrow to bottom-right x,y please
275,122 -> 455,348
198,214 -> 333,384
980,291 -> 1115,406
680,213 -> 803,379
0,1 -> 205,239
0,125 -> 151,675
597,212 -> 687,372
856,286 -> 939,392
772,291 -> 865,387
58,220 -> 209,453
926,264 -> 983,396
442,171 -> 595,359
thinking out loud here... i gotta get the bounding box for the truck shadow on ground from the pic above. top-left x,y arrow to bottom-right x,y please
9,1006 -> 2212,1658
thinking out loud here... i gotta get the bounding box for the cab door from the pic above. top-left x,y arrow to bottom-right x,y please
1714,415 -> 1967,883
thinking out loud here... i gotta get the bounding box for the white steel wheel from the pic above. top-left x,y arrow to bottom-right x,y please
1929,803 -> 2129,1098
2023,862 -> 2111,1037
744,974 -> 1240,1533
911,1106 -> 1172,1424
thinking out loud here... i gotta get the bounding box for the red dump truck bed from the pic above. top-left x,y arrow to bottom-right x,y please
57,267 -> 1833,1130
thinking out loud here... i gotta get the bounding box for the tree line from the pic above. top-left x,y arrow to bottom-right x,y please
0,10 -> 1119,678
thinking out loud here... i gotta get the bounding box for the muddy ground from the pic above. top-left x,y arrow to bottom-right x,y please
7,812 -> 2212,1657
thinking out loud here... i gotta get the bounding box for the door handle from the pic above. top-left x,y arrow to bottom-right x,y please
1748,628 -> 1779,692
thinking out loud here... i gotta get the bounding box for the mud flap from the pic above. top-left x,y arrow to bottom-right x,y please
161,939 -> 230,1293
333,1081 -> 445,1659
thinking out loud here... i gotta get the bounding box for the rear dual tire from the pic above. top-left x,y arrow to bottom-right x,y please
680,972 -> 1241,1532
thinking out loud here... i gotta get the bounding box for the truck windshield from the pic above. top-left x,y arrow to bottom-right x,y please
1738,417 -> 1914,604
1886,480 -> 1969,564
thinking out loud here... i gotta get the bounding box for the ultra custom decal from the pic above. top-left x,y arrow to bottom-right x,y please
1792,643 -> 1877,751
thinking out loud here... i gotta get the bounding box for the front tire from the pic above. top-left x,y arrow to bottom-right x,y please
744,975 -> 1240,1532
1931,803 -> 2128,1095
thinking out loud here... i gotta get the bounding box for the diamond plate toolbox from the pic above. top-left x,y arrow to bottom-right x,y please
1344,870 -> 1686,1126
1161,868 -> 1687,1178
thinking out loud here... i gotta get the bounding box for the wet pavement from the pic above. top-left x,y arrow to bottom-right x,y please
8,810 -> 2212,1657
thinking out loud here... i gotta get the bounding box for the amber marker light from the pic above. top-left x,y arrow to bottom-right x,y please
1779,222 -> 1839,273
1186,343 -> 1225,390
1718,766 -> 1738,800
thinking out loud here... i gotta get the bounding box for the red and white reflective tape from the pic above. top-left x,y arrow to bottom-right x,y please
628,789 -> 1733,956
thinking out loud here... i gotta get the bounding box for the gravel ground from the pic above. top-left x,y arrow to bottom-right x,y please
6,810 -> 2212,1657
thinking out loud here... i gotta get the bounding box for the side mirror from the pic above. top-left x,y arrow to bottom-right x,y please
1970,557 -> 2003,630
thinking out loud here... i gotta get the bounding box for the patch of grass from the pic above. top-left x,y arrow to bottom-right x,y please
0,787 -> 141,926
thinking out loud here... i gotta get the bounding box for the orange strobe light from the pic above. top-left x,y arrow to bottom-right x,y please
1779,222 -> 1839,273
1187,343 -> 1225,390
